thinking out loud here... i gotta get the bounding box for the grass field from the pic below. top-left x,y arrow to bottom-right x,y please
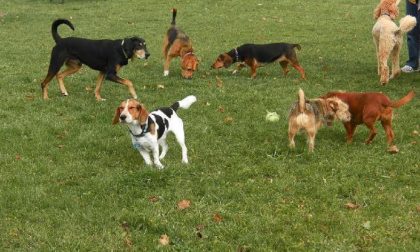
0,0 -> 419,250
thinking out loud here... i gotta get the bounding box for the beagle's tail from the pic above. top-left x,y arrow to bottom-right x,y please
391,90 -> 415,108
171,8 -> 177,25
171,95 -> 197,111
399,15 -> 417,34
298,88 -> 306,113
51,19 -> 74,43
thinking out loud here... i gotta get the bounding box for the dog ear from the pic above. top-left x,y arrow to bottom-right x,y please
137,104 -> 149,125
328,100 -> 339,112
122,38 -> 134,57
112,107 -> 122,125
223,54 -> 233,67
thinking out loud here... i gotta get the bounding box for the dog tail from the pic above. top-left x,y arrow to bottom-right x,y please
171,95 -> 197,111
298,88 -> 305,113
399,15 -> 417,34
51,19 -> 74,43
293,44 -> 301,51
390,90 -> 415,108
171,8 -> 177,25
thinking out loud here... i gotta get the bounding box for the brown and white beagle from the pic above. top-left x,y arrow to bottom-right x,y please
113,95 -> 197,169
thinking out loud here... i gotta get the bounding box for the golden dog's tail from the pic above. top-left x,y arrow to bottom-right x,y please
391,90 -> 415,108
298,88 -> 306,113
171,8 -> 177,25
399,15 -> 417,33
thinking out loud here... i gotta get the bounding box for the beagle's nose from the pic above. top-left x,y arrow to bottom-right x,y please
120,114 -> 127,121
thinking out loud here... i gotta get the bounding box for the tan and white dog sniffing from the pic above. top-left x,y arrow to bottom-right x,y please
113,96 -> 197,169
288,89 -> 351,152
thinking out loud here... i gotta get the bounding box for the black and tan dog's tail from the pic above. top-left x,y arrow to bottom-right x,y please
51,19 -> 74,43
293,44 -> 301,51
171,8 -> 177,26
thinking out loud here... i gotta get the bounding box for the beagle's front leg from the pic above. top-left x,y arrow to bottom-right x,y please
151,144 -> 164,169
138,149 -> 152,166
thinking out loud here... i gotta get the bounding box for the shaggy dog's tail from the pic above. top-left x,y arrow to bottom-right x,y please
391,90 -> 415,108
298,88 -> 306,113
399,15 -> 417,34
171,8 -> 177,26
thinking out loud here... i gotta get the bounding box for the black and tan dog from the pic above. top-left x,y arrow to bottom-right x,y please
211,43 -> 306,79
41,19 -> 150,101
162,9 -> 198,79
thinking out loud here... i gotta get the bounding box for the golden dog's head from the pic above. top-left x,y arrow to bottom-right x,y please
181,52 -> 198,79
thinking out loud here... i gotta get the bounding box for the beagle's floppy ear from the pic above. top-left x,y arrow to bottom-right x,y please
122,38 -> 134,58
112,106 -> 122,125
222,54 -> 233,67
137,103 -> 149,125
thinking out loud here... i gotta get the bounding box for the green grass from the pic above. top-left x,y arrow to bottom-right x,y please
0,0 -> 419,250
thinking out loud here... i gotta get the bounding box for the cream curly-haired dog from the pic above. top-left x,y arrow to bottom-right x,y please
372,0 -> 416,85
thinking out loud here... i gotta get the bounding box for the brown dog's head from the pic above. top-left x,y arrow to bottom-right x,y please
181,52 -> 198,79
211,53 -> 233,69
373,0 -> 400,20
112,99 -> 149,125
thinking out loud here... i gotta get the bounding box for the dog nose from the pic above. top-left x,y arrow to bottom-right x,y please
120,115 -> 127,121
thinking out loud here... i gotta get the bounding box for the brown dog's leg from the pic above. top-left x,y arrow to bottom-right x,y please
94,72 -> 106,101
364,122 -> 377,144
344,122 -> 356,143
163,55 -> 174,76
56,60 -> 82,96
41,73 -> 55,100
381,108 -> 395,146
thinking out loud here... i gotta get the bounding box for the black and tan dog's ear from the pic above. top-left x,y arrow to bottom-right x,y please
223,54 -> 233,67
112,106 -> 122,125
122,38 -> 133,57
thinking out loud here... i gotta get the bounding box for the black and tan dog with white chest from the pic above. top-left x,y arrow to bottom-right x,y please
41,19 -> 150,101
211,43 -> 306,79
113,95 -> 197,169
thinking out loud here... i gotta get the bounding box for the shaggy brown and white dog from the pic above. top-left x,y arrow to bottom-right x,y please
372,0 -> 416,85
288,89 -> 351,152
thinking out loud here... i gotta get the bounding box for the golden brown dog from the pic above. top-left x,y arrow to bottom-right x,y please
322,90 -> 415,153
288,89 -> 351,152
162,8 -> 198,79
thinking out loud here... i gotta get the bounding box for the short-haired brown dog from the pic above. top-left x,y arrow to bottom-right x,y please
322,90 -> 415,153
162,8 -> 198,79
288,89 -> 351,152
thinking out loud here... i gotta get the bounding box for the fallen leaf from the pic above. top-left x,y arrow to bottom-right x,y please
85,86 -> 93,92
177,199 -> 191,210
157,84 -> 165,89
213,213 -> 223,223
15,154 -> 21,160
25,95 -> 35,101
121,222 -> 133,248
148,195 -> 159,203
205,102 -> 211,106
362,221 -> 371,230
224,116 -> 234,125
412,130 -> 419,136
58,145 -> 64,149
416,205 -> 420,212
196,224 -> 204,238
345,202 -> 360,209
159,234 -> 170,246
216,76 -> 223,88
218,106 -> 225,113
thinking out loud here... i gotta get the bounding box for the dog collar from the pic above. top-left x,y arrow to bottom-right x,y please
183,51 -> 194,58
234,48 -> 239,62
121,40 -> 129,59
129,123 -> 148,138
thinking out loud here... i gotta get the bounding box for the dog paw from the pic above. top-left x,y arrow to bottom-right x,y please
182,159 -> 188,164
61,92 -> 68,96
156,163 -> 165,169
163,70 -> 169,76
387,145 -> 399,154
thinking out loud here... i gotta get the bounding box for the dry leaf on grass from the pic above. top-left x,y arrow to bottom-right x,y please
213,213 -> 223,223
345,202 -> 360,210
218,106 -> 225,113
416,205 -> 420,212
157,84 -> 165,89
412,130 -> 419,136
159,234 -> 170,246
121,222 -> 133,248
15,154 -> 21,160
177,199 -> 191,210
224,116 -> 234,125
148,195 -> 159,203
216,76 -> 223,88
85,86 -> 93,92
196,224 -> 205,238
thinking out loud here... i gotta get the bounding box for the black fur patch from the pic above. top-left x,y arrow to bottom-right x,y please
159,107 -> 174,117
153,115 -> 166,139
